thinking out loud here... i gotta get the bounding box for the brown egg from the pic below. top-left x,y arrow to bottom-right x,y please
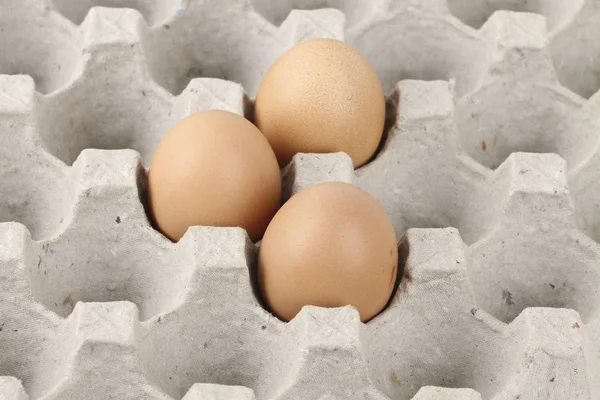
148,110 -> 282,242
254,38 -> 386,169
258,181 -> 398,322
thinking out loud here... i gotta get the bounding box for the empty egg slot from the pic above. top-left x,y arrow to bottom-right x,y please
454,83 -> 599,171
468,231 -> 600,325
136,233 -> 277,399
26,236 -> 169,320
445,0 -> 580,31
356,79 -> 495,247
25,230 -> 194,319
24,160 -> 200,321
349,10 -> 485,97
446,0 -> 600,99
140,6 -> 284,98
50,0 -> 176,26
548,4 -> 600,99
0,103 -> 75,240
461,151 -> 600,326
143,47 -> 253,98
0,13 -> 82,94
140,4 -> 349,99
362,228 -> 534,400
35,76 -> 178,167
0,174 -> 74,241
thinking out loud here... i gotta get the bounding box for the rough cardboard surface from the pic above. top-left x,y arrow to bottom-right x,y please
1,0 -> 600,399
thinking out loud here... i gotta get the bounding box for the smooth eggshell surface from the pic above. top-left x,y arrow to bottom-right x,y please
148,110 -> 282,242
254,38 -> 386,168
258,181 -> 398,322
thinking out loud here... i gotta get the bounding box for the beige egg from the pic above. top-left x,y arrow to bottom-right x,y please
148,110 -> 282,242
258,181 -> 398,322
254,38 -> 386,169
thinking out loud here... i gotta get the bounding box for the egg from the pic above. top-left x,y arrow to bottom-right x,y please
254,38 -> 386,169
258,181 -> 398,322
148,110 -> 282,242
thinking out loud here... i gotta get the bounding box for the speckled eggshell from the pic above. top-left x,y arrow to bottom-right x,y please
258,181 -> 398,322
254,38 -> 386,168
148,110 -> 282,242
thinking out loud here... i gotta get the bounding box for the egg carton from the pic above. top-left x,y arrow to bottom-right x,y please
1,0 -> 600,399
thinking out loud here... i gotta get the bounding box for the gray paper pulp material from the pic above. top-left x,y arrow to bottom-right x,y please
1,0 -> 599,399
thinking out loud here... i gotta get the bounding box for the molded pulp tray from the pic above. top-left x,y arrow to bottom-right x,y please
1,0 -> 600,399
